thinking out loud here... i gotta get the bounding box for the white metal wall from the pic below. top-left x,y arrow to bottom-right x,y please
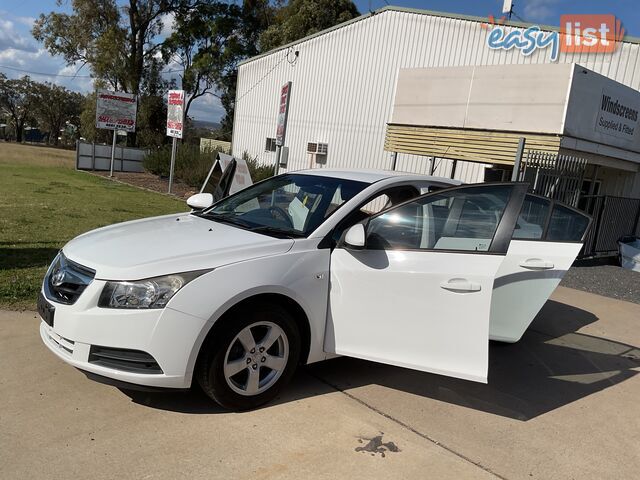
232,8 -> 640,183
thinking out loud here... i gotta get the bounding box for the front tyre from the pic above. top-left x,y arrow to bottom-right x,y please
196,304 -> 301,410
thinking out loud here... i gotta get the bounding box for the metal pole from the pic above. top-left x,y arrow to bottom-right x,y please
390,151 -> 397,170
511,137 -> 526,181
168,136 -> 177,194
450,160 -> 458,180
587,165 -> 600,195
274,145 -> 281,176
429,156 -> 436,175
109,129 -> 117,177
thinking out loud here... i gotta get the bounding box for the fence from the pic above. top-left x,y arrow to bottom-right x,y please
580,195 -> 640,256
521,151 -> 640,257
522,151 -> 587,207
76,140 -> 147,172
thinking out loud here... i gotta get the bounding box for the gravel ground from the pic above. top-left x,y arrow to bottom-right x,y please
92,171 -> 196,199
561,257 -> 640,304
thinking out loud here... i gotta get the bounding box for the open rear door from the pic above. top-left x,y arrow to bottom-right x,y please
325,183 -> 527,383
489,196 -> 591,342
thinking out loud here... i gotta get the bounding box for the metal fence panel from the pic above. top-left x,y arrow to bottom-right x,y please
76,140 -> 147,173
594,196 -> 640,253
523,151 -> 587,207
579,195 -> 640,256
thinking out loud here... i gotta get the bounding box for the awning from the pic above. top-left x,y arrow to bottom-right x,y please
384,124 -> 562,165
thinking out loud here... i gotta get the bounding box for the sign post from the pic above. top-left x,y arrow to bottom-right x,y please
166,90 -> 185,193
274,82 -> 292,176
109,130 -> 117,177
95,90 -> 137,177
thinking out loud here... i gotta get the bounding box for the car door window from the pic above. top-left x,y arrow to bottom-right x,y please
329,185 -> 420,244
513,195 -> 550,240
366,185 -> 514,252
546,204 -> 590,242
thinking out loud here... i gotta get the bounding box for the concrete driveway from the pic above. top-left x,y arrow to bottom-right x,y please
1,286 -> 639,479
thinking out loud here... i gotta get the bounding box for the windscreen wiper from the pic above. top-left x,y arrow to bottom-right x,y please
198,212 -> 254,229
248,226 -> 302,239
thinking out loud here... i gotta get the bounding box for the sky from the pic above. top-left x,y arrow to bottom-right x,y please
1,0 -> 639,123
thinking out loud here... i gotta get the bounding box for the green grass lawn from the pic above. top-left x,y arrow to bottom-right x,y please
0,143 -> 187,310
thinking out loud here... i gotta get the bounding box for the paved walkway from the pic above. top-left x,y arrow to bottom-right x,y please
1,286 -> 639,479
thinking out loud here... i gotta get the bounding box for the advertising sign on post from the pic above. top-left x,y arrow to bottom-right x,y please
276,82 -> 292,146
166,90 -> 185,194
166,90 -> 185,139
96,90 -> 137,132
95,90 -> 137,177
274,82 -> 292,175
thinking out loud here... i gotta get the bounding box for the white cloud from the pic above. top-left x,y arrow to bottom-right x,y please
522,0 -> 560,23
0,18 -> 38,52
158,12 -> 175,38
188,93 -> 225,122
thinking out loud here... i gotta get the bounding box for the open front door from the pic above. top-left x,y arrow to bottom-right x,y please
325,183 -> 527,383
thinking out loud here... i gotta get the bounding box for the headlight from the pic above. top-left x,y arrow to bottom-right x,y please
98,270 -> 210,309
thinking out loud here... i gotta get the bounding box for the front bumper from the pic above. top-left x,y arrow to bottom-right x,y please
39,280 -> 208,389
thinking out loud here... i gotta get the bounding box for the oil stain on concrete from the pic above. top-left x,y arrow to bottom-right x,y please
355,433 -> 400,458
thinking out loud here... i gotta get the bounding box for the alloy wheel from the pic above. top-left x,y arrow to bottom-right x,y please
223,321 -> 289,396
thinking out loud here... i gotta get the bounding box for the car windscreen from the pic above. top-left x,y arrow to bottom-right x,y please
196,174 -> 368,237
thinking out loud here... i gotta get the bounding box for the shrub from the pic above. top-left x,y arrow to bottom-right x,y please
243,152 -> 275,183
144,145 -> 276,188
144,144 -> 220,188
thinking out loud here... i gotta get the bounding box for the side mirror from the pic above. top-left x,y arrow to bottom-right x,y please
344,224 -> 366,249
187,193 -> 214,210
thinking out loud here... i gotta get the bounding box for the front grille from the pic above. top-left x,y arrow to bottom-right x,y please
45,253 -> 95,305
45,329 -> 75,357
89,346 -> 163,374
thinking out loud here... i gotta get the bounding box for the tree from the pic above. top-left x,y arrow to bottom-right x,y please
33,0 -> 197,96
0,74 -> 37,143
259,0 -> 359,52
163,1 -> 273,138
33,82 -> 83,145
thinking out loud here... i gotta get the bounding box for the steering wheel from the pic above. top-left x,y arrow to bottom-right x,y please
268,206 -> 294,228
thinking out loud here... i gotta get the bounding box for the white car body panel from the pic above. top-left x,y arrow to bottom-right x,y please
65,213 -> 294,280
489,240 -> 584,342
326,249 -> 504,383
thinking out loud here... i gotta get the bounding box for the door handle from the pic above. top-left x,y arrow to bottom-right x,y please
440,278 -> 481,293
519,258 -> 555,270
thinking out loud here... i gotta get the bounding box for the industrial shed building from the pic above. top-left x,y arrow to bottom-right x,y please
232,5 -> 640,202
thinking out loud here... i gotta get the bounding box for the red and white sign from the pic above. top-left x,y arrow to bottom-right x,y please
167,90 -> 185,139
96,90 -> 137,132
276,82 -> 292,146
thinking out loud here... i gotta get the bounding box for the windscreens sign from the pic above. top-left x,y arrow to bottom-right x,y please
96,90 -> 137,132
167,90 -> 185,138
595,88 -> 638,140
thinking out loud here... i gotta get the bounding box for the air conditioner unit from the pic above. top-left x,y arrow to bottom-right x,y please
307,142 -> 328,155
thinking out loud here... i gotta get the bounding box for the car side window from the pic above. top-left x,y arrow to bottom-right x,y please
546,205 -> 590,242
330,185 -> 420,244
513,195 -> 550,240
359,194 -> 391,215
366,185 -> 513,252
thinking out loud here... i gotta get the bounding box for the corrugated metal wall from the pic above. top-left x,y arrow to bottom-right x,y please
232,8 -> 640,183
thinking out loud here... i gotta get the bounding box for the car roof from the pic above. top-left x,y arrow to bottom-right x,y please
292,168 -> 462,185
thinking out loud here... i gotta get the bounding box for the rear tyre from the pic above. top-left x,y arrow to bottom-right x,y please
196,303 -> 301,411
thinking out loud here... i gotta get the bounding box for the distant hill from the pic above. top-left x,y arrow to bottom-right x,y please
191,119 -> 221,131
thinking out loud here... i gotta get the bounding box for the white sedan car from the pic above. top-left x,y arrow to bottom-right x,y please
39,169 -> 590,410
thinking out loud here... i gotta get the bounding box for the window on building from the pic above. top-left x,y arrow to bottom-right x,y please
265,137 -> 277,152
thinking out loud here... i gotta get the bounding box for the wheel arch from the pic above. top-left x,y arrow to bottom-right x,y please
190,291 -> 312,384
